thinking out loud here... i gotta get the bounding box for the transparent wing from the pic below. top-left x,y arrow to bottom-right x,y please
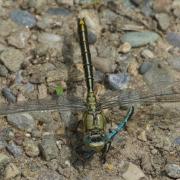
97,80 -> 180,109
0,95 -> 87,115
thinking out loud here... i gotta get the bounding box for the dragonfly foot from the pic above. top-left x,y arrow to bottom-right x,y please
100,142 -> 111,164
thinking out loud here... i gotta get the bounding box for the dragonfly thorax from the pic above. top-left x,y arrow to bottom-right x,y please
87,92 -> 97,111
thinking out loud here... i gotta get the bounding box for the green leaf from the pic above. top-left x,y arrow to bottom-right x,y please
55,85 -> 63,96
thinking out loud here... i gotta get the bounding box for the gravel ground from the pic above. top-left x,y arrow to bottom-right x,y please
0,0 -> 179,180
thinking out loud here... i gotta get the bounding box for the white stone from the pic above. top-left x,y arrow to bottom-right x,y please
122,162 -> 147,180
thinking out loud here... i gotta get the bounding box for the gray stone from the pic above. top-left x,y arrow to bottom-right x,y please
0,48 -> 24,72
174,137 -> 180,145
4,163 -> 20,179
141,49 -> 154,59
0,43 -> 7,53
121,32 -> 159,47
0,20 -> 15,37
38,33 -> 63,44
78,0 -> 100,5
0,64 -> 8,77
139,62 -> 153,75
39,134 -> 59,161
37,15 -> 63,29
0,153 -> 10,170
38,84 -> 48,99
79,10 -> 102,36
0,139 -> 7,150
92,57 -> 116,73
167,57 -> 180,72
10,9 -> 36,28
56,0 -> 74,6
7,113 -> 35,132
6,142 -> 23,157
46,68 -> 68,82
172,0 -> 180,18
47,159 -> 59,171
27,0 -> 47,11
2,88 -> 16,103
0,128 -> 14,142
166,32 -> 180,48
69,64 -> 84,81
30,111 -> 52,124
38,33 -> 64,51
37,170 -> 64,180
122,0 -> 135,8
165,164 -> 180,178
97,41 -> 117,59
155,13 -> 170,31
88,31 -> 97,45
142,62 -> 173,88
94,70 -> 104,82
107,73 -> 130,90
47,8 -> 71,16
23,139 -> 39,157
7,29 -> 31,49
15,70 -> 24,84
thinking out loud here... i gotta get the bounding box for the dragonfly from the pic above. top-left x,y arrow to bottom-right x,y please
0,18 -> 180,162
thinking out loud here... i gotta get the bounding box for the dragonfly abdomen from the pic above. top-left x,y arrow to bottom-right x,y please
78,18 -> 94,93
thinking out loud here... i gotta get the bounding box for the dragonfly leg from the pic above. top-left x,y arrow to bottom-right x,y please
100,142 -> 111,164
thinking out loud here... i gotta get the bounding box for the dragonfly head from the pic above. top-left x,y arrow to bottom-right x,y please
83,133 -> 106,152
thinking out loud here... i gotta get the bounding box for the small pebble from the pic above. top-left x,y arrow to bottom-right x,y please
38,84 -> 48,99
0,139 -> 7,150
166,32 -> 180,48
56,0 -> 74,6
0,128 -> 14,141
0,48 -> 25,72
2,88 -> 16,103
4,163 -> 20,179
7,113 -> 35,132
38,170 -> 64,180
39,134 -> 59,161
118,42 -> 131,53
6,142 -> 23,157
107,73 -> 130,90
0,153 -> 10,170
174,137 -> 180,145
167,57 -> 180,72
155,13 -> 170,31
137,131 -> 147,142
88,31 -> 97,45
151,149 -> 158,155
153,0 -> 171,13
141,49 -> 154,59
92,57 -> 116,73
0,64 -> 8,77
27,0 -> 47,11
7,29 -> 31,49
47,8 -> 71,16
138,62 -> 152,75
122,162 -> 147,180
23,139 -> 39,157
165,164 -> 180,179
121,31 -> 159,47
172,0 -> 180,18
